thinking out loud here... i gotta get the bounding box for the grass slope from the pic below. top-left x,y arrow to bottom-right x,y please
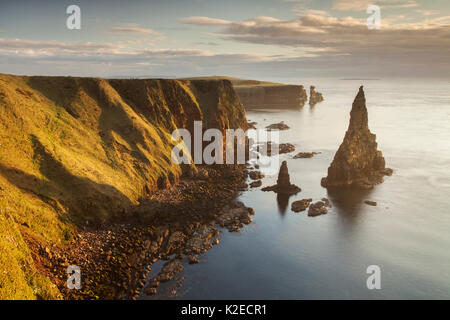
0,73 -> 246,299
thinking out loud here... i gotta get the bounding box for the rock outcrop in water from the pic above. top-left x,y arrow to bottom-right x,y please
321,86 -> 393,189
309,86 -> 324,106
266,121 -> 290,131
262,161 -> 301,194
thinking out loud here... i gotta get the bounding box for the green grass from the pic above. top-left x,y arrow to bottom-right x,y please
0,73 -> 246,299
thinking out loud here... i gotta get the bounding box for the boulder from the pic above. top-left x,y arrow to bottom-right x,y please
308,201 -> 328,217
266,121 -> 290,131
291,199 -> 313,212
293,152 -> 320,159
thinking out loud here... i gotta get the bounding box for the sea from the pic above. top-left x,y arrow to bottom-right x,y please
144,79 -> 450,300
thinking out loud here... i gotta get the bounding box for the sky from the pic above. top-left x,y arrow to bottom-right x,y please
0,0 -> 449,80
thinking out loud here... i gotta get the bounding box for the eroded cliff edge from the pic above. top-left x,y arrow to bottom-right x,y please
0,73 -> 247,299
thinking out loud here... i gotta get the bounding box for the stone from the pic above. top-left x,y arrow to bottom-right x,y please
266,121 -> 290,131
262,142 -> 295,156
145,287 -> 157,295
364,200 -> 378,206
291,199 -> 313,212
247,121 -> 257,129
195,168 -> 209,180
249,171 -> 265,180
157,259 -> 184,282
309,86 -> 324,106
293,152 -> 321,159
321,86 -> 393,189
321,198 -> 332,208
308,201 -> 328,217
188,255 -> 200,264
250,180 -> 262,188
262,161 -> 301,195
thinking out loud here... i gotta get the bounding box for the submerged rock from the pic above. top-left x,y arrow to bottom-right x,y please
266,121 -> 290,131
321,86 -> 393,190
293,152 -> 321,159
262,161 -> 301,195
291,199 -> 313,212
309,86 -> 324,106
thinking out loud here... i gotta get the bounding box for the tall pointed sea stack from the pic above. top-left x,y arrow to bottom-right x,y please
321,86 -> 392,189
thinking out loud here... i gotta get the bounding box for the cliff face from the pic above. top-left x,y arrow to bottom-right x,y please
321,86 -> 392,189
232,82 -> 307,109
0,73 -> 247,299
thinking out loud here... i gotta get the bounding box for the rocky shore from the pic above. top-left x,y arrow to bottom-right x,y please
25,165 -> 254,300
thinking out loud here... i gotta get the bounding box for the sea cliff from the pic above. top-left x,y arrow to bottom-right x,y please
0,73 -> 247,299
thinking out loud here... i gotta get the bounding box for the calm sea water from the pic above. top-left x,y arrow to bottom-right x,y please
149,79 -> 450,300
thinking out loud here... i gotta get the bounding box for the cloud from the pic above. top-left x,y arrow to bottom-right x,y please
0,36 -> 288,78
332,0 -> 418,11
178,12 -> 450,78
416,9 -> 440,16
107,26 -> 160,35
179,16 -> 231,26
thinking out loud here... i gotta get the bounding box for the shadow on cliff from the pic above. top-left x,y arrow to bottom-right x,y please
27,77 -> 160,174
0,135 -> 134,227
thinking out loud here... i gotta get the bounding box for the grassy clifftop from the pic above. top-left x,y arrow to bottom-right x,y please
0,73 -> 247,299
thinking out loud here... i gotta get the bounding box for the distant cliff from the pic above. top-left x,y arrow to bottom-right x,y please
232,80 -> 307,110
0,73 -> 247,299
183,77 -> 308,110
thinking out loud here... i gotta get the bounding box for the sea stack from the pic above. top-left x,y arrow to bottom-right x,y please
262,161 -> 301,194
321,86 -> 392,189
309,86 -> 324,106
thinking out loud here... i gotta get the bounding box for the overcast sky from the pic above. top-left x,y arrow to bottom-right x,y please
0,0 -> 449,80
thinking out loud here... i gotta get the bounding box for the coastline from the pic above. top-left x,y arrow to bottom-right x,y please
24,164 -> 255,300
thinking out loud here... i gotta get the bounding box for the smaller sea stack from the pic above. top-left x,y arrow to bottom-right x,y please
309,86 -> 324,106
262,161 -> 301,194
321,86 -> 392,189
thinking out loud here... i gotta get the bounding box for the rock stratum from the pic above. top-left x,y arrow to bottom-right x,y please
0,73 -> 247,299
321,86 -> 392,189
